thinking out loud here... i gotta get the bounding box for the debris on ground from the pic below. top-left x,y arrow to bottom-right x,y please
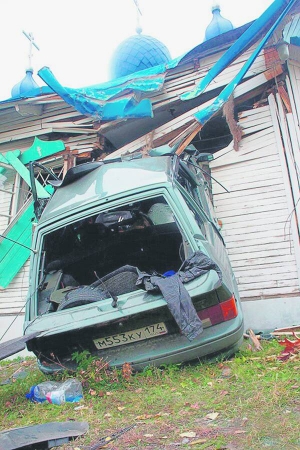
273,325 -> 300,333
26,378 -> 83,404
0,421 -> 88,450
271,324 -> 300,336
87,424 -> 136,449
0,359 -> 37,385
277,333 -> 300,361
244,329 -> 263,351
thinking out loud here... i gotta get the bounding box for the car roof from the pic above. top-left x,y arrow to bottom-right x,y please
39,156 -> 174,223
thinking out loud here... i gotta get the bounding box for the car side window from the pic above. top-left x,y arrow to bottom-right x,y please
177,185 -> 208,239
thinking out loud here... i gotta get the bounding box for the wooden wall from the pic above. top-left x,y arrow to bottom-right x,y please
211,104 -> 300,301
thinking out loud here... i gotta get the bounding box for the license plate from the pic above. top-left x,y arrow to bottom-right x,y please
93,322 -> 168,350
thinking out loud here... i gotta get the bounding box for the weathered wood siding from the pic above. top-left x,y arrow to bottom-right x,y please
211,104 -> 300,301
0,171 -> 13,231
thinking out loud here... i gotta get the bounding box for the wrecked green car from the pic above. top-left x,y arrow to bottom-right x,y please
24,147 -> 244,373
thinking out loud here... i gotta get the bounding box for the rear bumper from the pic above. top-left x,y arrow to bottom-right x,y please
37,314 -> 244,373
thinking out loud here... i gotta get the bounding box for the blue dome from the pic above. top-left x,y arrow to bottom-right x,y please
110,34 -> 171,79
205,5 -> 234,41
11,69 -> 39,98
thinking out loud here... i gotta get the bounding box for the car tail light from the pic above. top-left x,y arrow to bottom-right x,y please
198,295 -> 238,328
220,295 -> 238,321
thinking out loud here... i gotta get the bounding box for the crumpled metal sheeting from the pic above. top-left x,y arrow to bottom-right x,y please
38,66 -> 166,120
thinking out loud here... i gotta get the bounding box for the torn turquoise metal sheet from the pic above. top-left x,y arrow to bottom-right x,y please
181,0 -> 295,101
38,67 -> 154,120
19,137 -> 65,166
37,56 -> 183,121
193,0 -> 296,126
0,139 -> 65,178
77,70 -> 167,101
46,55 -> 181,102
5,152 -> 50,199
0,203 -> 34,289
101,97 -> 154,120
0,152 -> 11,176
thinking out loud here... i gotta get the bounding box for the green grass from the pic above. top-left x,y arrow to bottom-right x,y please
0,340 -> 299,449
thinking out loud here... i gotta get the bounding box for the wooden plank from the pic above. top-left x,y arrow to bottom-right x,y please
238,134 -> 277,153
237,271 -> 299,285
228,246 -> 295,262
238,279 -> 299,291
288,63 -> 300,124
213,151 -> 280,170
231,254 -> 296,267
214,189 -> 287,207
241,121 -> 273,135
210,149 -> 279,169
218,215 -> 291,231
220,208 -> 290,225
0,106 -> 79,133
211,147 -> 278,168
210,132 -> 277,169
211,162 -> 282,183
223,228 -> 291,244
211,152 -> 279,173
224,233 -> 291,249
212,177 -> 288,195
218,226 -> 289,241
286,113 -> 300,179
52,127 -> 97,134
0,304 -> 25,310
212,179 -> 283,197
238,125 -> 274,144
239,111 -> 273,126
215,203 -> 288,221
0,127 -> 54,145
238,105 -> 270,118
227,240 -> 293,256
214,190 -> 287,208
0,289 -> 28,297
286,74 -> 300,145
240,286 -> 300,299
212,173 -> 284,196
275,93 -> 300,234
215,201 -> 289,219
233,264 -> 298,276
213,183 -> 286,201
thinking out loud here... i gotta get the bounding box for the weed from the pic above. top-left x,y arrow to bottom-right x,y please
72,350 -> 96,371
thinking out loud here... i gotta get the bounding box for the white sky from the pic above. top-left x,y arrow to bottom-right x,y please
1,0 -> 274,101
